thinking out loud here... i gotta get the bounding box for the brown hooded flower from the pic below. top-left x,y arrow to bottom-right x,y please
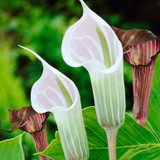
112,27 -> 160,126
1,106 -> 50,160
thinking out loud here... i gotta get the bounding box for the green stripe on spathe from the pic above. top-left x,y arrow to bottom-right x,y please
55,76 -> 73,107
96,26 -> 111,68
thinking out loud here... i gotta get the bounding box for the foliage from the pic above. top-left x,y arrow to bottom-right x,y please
36,107 -> 159,160
0,40 -> 29,139
0,0 -> 160,159
0,1 -> 91,159
34,55 -> 160,159
0,133 -> 25,160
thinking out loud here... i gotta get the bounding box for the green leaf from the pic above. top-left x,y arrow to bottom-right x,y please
37,105 -> 160,160
0,133 -> 25,160
83,107 -> 159,160
146,55 -> 160,141
36,56 -> 160,159
96,26 -> 111,68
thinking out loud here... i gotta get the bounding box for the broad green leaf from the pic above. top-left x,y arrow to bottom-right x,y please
38,106 -> 160,160
0,133 -> 25,160
146,54 -> 160,140
120,146 -> 160,160
83,107 -> 159,160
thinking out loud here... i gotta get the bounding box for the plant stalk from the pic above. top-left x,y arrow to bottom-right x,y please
105,127 -> 118,160
31,123 -> 50,160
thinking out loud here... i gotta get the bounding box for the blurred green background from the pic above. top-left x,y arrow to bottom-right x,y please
0,0 -> 159,159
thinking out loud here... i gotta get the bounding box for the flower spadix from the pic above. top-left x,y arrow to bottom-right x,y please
61,1 -> 125,159
19,45 -> 89,160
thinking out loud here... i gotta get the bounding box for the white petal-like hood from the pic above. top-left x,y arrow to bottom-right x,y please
61,0 -> 126,129
61,0 -> 123,74
19,45 -> 79,114
19,46 -> 89,160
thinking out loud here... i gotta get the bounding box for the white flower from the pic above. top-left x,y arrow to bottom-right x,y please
61,0 -> 125,130
61,1 -> 126,159
19,45 -> 89,160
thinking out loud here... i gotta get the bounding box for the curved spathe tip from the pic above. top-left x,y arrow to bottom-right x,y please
19,45 -> 80,114
61,0 -> 123,74
79,0 -> 88,11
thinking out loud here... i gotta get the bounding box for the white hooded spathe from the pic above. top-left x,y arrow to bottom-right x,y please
19,45 -> 89,160
61,0 -> 126,129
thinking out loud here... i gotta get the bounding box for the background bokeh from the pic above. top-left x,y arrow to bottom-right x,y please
0,0 -> 159,159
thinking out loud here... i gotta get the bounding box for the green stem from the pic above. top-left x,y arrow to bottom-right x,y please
105,127 -> 118,160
